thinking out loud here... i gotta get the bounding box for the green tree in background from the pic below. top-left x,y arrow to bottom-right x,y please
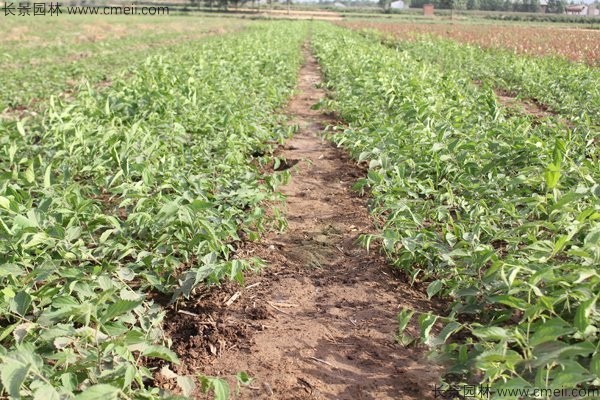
379,0 -> 392,12
547,0 -> 566,12
466,0 -> 480,10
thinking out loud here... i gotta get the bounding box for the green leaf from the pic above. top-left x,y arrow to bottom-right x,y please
426,280 -> 443,299
33,384 -> 60,400
529,318 -> 575,347
472,326 -> 508,341
552,361 -> 593,387
552,138 -> 565,167
123,364 -> 136,390
544,163 -> 561,190
142,345 -> 180,364
531,341 -> 595,368
590,353 -> 600,376
13,214 -> 38,230
236,371 -> 252,385
431,321 -> 462,346
0,362 -> 30,398
477,349 -> 522,369
43,165 -> 53,188
397,309 -> 414,335
74,384 -> 120,400
100,299 -> 143,323
200,376 -> 230,400
177,375 -> 196,397
0,196 -> 11,210
497,376 -> 532,392
16,121 -> 25,137
418,313 -> 438,344
24,164 -> 35,185
574,297 -> 597,333
9,291 -> 32,316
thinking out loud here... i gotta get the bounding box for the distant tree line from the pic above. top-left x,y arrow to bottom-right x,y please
409,0 -> 568,12
187,0 -> 573,13
408,0 -> 570,12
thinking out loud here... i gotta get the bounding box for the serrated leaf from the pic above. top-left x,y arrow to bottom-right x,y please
0,362 -> 30,398
74,384 -> 120,400
33,384 -> 60,400
530,318 -> 575,347
472,326 -> 508,341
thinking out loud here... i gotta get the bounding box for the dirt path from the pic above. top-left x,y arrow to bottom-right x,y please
159,46 -> 440,399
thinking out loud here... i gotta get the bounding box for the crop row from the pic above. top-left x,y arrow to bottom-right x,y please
312,23 -> 599,397
342,21 -> 600,126
0,16 -> 248,114
0,23 -> 305,399
341,22 -> 600,126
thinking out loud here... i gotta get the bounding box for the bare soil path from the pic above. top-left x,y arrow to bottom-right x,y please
159,46 -> 440,399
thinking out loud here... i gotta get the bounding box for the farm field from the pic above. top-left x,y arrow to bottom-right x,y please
341,21 -> 600,65
0,14 -> 599,400
0,16 -> 247,115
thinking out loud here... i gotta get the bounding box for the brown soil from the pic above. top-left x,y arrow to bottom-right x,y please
471,80 -> 554,120
492,88 -> 554,119
155,46 -> 441,399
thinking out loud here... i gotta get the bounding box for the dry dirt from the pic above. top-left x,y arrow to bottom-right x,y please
154,46 -> 441,399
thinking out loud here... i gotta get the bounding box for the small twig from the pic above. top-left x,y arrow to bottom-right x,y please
268,301 -> 299,308
246,282 -> 262,290
225,291 -> 241,306
267,302 -> 292,315
262,383 -> 274,395
297,377 -> 313,394
307,356 -> 335,368
269,240 -> 288,247
178,310 -> 216,326
349,318 -> 357,326
177,310 -> 199,317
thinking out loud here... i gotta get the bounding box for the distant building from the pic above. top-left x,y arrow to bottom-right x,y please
390,0 -> 405,8
565,4 -> 586,14
333,2 -> 346,7
539,0 -> 547,13
423,3 -> 434,15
